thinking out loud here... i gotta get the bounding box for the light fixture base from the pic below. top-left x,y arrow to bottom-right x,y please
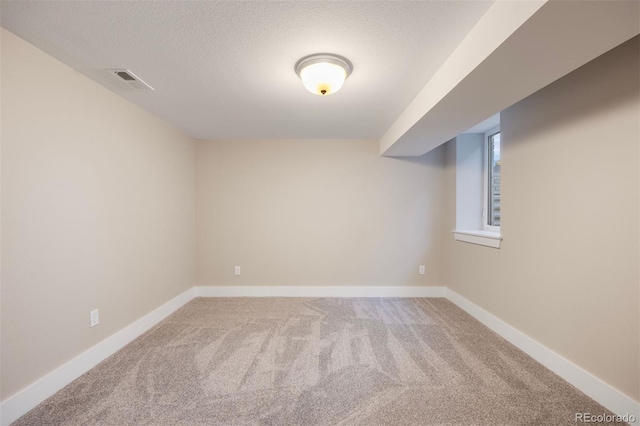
294,53 -> 353,78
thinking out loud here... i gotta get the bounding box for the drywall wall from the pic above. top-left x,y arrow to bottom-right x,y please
445,37 -> 639,401
196,139 -> 447,287
1,28 -> 196,400
455,133 -> 484,230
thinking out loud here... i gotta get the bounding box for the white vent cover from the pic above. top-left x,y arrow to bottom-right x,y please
107,69 -> 154,91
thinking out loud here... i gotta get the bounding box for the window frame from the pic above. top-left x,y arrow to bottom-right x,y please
483,126 -> 501,232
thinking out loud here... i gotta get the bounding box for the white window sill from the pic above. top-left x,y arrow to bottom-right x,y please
453,230 -> 502,249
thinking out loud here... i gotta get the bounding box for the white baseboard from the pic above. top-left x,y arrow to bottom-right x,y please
195,285 -> 446,298
0,287 -> 196,426
445,288 -> 640,422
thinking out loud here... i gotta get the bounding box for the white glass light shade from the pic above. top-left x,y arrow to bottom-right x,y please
295,54 -> 352,96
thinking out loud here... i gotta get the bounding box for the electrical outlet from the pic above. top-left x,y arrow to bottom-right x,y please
90,309 -> 99,327
234,266 -> 241,276
419,265 -> 426,275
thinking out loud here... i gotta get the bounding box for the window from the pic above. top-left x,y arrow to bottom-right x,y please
452,118 -> 502,248
484,127 -> 500,231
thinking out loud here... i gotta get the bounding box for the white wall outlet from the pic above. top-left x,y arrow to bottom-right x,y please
419,265 -> 426,275
234,266 -> 241,276
90,309 -> 99,327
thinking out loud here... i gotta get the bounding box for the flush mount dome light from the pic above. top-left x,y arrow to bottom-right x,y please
295,54 -> 352,96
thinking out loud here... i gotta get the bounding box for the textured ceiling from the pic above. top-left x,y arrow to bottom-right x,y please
1,1 -> 493,140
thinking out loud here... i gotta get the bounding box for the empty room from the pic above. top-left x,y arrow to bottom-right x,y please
1,1 -> 638,425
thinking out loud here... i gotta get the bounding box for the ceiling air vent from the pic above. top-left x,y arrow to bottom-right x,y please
108,69 -> 154,91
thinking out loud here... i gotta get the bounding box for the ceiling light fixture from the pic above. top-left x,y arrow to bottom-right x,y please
295,54 -> 352,96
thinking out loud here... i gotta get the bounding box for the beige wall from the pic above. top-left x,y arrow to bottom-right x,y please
445,37 -> 639,401
196,139 -> 448,287
1,29 -> 196,400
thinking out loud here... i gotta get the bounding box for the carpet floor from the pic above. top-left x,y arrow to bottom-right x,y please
13,297 -> 615,425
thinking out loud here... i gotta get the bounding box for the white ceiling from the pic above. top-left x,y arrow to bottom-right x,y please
0,1 -> 493,140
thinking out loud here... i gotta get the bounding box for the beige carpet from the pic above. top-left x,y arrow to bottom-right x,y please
13,297 -> 615,425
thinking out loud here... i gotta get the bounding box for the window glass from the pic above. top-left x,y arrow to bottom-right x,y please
488,132 -> 501,227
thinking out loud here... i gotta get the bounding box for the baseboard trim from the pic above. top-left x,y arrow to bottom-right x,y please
445,288 -> 640,422
0,287 -> 196,426
195,285 -> 446,298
